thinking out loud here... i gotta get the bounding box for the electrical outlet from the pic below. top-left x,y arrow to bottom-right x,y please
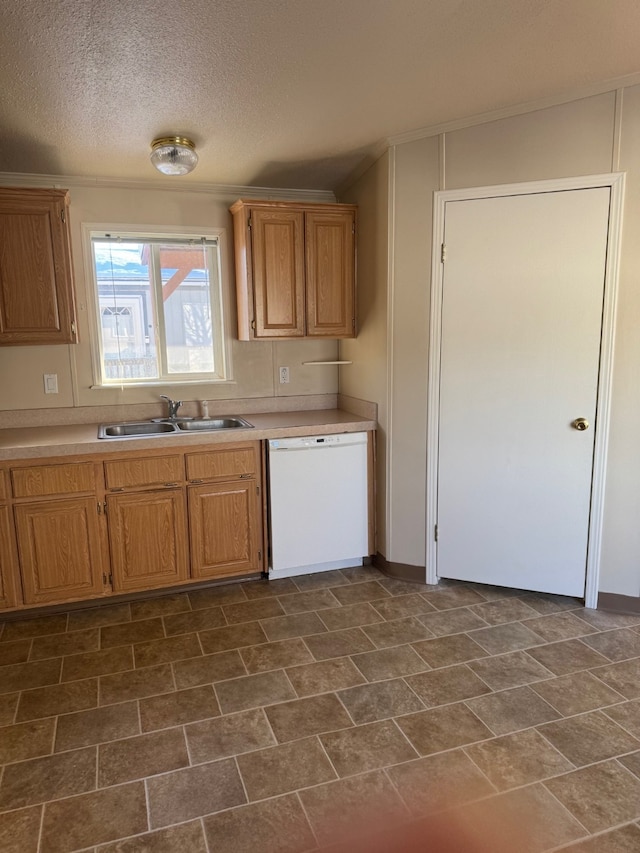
43,373 -> 58,394
279,366 -> 290,384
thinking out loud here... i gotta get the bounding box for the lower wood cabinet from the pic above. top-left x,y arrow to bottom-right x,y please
0,505 -> 20,609
107,489 -> 189,593
14,497 -> 106,605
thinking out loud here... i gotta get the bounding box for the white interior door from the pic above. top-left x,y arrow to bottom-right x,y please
437,187 -> 611,597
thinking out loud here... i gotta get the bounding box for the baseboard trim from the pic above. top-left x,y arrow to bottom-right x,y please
373,553 -> 426,583
597,592 -> 640,615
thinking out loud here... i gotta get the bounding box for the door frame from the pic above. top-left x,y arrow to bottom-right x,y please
425,173 -> 625,607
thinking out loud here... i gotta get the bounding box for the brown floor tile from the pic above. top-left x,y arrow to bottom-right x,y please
292,569 -> 350,590
265,692 -> 353,742
97,820 -> 208,853
55,700 -> 140,750
304,627 -> 375,660
0,639 -> 32,666
538,711 -> 640,766
130,593 -> 190,620
351,644 -> 429,682
469,622 -> 544,655
17,678 -> 97,721
387,749 -> 494,815
0,746 -> 96,809
396,703 -> 492,755
30,628 -> 100,660
371,593 -> 436,620
1,613 -> 67,641
406,664 -> 492,707
0,717 -> 55,764
581,628 -> 640,661
133,632 -> 201,668
317,601 -> 383,631
147,758 -> 246,827
140,684 -> 219,731
278,589 -> 341,614
469,598 -> 540,625
321,718 -> 418,776
412,633 -> 487,668
619,750 -> 640,779
591,658 -> 640,699
203,794 -> 315,853
528,639 -> 609,675
40,782 -> 147,853
418,607 -> 489,637
297,769 -> 407,846
521,611 -> 597,643
466,685 -> 560,735
261,611 -> 327,641
173,649 -> 246,689
422,586 -> 487,610
338,678 -> 424,724
215,668 -> 296,713
237,737 -> 336,801
0,806 -> 42,853
378,577 -> 438,596
99,663 -> 174,705
243,577 -> 299,598
468,650 -> 553,691
286,657 -> 366,697
222,598 -> 285,624
99,727 -> 189,786
185,707 -> 275,762
67,602 -> 132,631
574,609 -> 640,631
240,637 -> 313,673
519,593 -> 582,615
465,728 -> 574,791
189,584 -> 247,608
62,645 -> 133,682
362,616 -> 433,649
340,566 -> 384,583
558,824 -> 640,853
162,606 -> 226,636
199,621 -> 268,654
0,693 -> 19,726
100,617 -> 165,648
604,699 -> 640,738
330,581 -> 390,606
531,671 -> 625,715
0,658 -> 61,694
545,760 -> 640,833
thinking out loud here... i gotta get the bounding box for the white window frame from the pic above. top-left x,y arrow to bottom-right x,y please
84,224 -> 232,387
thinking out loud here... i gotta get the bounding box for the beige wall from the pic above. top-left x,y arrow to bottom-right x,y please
0,183 -> 338,414
346,88 -> 640,597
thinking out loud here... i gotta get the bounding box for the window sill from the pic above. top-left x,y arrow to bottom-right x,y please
90,379 -> 236,390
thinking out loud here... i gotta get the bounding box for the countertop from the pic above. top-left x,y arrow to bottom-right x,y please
0,409 -> 376,461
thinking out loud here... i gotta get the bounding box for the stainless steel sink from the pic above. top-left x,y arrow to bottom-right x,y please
98,422 -> 179,439
176,417 -> 253,431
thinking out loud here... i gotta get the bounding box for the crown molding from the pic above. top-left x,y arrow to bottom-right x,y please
0,171 -> 335,202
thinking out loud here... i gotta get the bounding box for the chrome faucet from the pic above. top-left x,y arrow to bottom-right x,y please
160,395 -> 182,420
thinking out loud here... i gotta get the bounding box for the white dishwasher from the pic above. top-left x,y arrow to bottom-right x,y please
267,432 -> 369,579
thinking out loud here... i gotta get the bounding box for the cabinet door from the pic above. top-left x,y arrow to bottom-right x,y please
0,505 -> 20,609
14,498 -> 105,605
252,208 -> 305,337
0,189 -> 77,345
305,210 -> 356,337
188,481 -> 261,579
108,490 -> 189,592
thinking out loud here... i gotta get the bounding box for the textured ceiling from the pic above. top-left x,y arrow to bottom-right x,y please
0,0 -> 639,190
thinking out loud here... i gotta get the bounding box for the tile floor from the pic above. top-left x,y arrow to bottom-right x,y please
1,568 -> 640,851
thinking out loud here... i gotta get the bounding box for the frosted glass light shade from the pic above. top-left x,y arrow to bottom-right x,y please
150,137 -> 198,176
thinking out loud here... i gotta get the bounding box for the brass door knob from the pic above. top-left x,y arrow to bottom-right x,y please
572,418 -> 589,431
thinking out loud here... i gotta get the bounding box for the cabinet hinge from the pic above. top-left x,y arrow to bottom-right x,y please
103,502 -> 107,515
352,317 -> 356,328
352,223 -> 355,234
441,244 -> 447,263
256,485 -> 260,496
248,217 -> 252,230
61,208 -> 66,224
102,572 -> 108,584
258,550 -> 262,563
70,321 -> 77,338
97,501 -> 102,515
434,524 -> 438,542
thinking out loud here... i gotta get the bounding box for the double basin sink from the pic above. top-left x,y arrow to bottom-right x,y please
98,417 -> 253,439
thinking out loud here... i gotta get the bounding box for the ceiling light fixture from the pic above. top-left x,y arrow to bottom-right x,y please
150,136 -> 198,176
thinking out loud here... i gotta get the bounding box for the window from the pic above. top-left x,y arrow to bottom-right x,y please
89,231 -> 227,385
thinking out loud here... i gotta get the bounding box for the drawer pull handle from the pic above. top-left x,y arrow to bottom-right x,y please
164,482 -> 178,487
110,487 -> 125,492
190,479 -> 204,484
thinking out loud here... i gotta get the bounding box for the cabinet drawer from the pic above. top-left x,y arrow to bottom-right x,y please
12,463 -> 95,498
104,455 -> 184,491
185,443 -> 259,482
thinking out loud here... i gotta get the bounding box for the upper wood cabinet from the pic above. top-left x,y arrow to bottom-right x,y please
0,187 -> 78,346
230,199 -> 357,340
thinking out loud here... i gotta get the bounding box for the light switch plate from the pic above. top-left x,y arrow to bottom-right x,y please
43,374 -> 58,394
